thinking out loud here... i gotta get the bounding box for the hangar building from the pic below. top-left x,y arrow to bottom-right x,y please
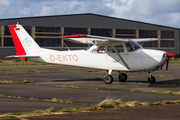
0,13 -> 179,59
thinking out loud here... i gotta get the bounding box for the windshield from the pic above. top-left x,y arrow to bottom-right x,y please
126,40 -> 142,52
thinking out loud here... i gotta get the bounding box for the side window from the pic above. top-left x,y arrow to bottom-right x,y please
115,45 -> 124,52
107,46 -> 114,53
107,45 -> 124,53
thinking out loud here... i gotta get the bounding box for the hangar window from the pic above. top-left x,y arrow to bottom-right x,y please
116,29 -> 136,34
35,38 -> 62,47
36,26 -> 61,33
115,29 -> 136,38
160,40 -> 174,47
161,31 -> 174,38
64,27 -> 87,35
143,41 -> 158,47
139,30 -> 157,38
91,28 -> 112,37
4,37 -> 14,46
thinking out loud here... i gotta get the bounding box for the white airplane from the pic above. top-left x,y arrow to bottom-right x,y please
7,23 -> 175,84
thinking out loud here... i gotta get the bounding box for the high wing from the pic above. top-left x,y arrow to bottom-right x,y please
132,38 -> 158,43
61,34 -> 158,45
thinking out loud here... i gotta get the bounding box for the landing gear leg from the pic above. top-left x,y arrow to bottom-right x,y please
104,70 -> 113,84
147,71 -> 156,84
118,73 -> 128,82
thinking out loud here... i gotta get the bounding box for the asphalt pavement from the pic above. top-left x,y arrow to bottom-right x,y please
0,63 -> 180,119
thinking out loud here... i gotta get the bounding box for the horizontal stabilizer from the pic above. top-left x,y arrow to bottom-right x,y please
5,55 -> 40,58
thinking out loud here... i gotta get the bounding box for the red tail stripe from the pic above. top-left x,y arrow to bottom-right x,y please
8,25 -> 26,60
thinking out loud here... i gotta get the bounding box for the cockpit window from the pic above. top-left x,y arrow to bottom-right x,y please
126,40 -> 142,52
96,46 -> 105,53
90,46 -> 105,54
85,47 -> 91,51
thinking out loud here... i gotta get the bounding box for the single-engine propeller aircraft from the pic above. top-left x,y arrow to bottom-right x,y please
7,23 -> 175,84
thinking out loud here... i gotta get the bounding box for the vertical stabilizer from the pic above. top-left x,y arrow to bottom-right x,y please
8,23 -> 40,60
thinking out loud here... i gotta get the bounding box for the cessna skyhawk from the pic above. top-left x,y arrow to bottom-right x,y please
7,23 -> 175,84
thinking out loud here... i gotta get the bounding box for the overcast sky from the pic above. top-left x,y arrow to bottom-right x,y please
0,0 -> 180,28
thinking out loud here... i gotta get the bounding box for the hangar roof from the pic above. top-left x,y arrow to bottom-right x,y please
0,13 -> 179,31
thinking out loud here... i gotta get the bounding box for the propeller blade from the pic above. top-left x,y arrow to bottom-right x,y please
165,52 -> 175,74
166,58 -> 169,73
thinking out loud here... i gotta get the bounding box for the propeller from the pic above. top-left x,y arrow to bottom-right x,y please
166,52 -> 175,73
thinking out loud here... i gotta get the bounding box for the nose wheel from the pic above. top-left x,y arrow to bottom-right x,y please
147,72 -> 156,84
118,73 -> 127,82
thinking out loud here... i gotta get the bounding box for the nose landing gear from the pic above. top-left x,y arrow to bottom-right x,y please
147,71 -> 156,84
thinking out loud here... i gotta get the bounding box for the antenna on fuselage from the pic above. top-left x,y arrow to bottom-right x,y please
62,40 -> 70,51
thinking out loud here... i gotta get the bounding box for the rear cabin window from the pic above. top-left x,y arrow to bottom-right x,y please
107,45 -> 124,53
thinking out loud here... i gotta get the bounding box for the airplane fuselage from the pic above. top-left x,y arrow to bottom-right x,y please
28,46 -> 166,73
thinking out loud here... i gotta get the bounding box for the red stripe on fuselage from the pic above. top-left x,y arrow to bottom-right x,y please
62,34 -> 87,38
8,25 -> 26,60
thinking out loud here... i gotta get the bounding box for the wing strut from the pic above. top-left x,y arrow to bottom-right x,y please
109,41 -> 130,70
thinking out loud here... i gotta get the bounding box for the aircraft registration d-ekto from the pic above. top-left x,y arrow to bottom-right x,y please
7,23 -> 175,84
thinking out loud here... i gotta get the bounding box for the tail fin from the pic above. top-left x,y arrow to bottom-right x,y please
8,23 -> 40,60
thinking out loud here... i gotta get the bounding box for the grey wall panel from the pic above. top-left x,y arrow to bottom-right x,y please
0,47 -> 16,60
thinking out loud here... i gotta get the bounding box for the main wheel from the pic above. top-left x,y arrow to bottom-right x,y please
104,75 -> 113,84
148,76 -> 156,84
118,73 -> 127,82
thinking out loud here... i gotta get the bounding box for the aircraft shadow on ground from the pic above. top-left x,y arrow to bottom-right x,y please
148,79 -> 180,88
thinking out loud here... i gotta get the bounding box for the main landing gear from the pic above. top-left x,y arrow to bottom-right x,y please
103,70 -> 127,84
147,71 -> 156,84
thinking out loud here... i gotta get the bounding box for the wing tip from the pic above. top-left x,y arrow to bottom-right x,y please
61,34 -> 87,38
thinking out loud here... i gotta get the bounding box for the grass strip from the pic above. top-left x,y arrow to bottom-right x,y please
0,94 -> 86,105
55,85 -> 99,90
0,98 -> 180,119
0,62 -> 51,66
155,75 -> 173,78
55,85 -> 115,91
169,60 -> 180,63
141,89 -> 180,95
0,80 -> 35,84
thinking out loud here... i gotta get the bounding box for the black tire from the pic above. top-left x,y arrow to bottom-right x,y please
104,75 -> 113,84
148,76 -> 156,84
118,73 -> 127,82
